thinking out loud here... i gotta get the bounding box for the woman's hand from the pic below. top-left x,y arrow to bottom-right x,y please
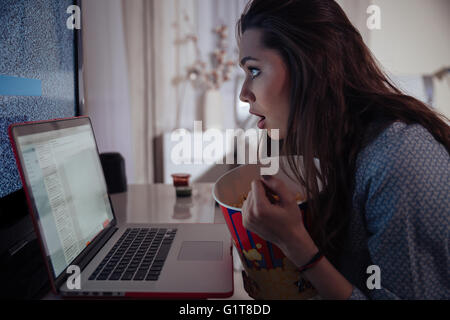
241,175 -> 318,266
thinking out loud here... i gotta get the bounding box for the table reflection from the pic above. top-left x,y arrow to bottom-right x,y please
110,183 -> 218,224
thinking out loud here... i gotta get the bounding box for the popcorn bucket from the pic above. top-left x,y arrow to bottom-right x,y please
212,156 -> 321,300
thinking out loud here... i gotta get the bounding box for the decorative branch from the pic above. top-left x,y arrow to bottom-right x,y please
173,14 -> 237,91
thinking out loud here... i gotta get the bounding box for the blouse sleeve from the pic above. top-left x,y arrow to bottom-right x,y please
348,122 -> 449,300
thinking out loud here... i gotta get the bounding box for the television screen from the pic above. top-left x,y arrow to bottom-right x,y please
0,0 -> 79,199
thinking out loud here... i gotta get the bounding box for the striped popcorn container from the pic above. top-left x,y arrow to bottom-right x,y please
213,157 -> 321,300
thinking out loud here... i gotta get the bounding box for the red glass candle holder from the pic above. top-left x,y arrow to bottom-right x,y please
171,173 -> 192,197
171,173 -> 191,186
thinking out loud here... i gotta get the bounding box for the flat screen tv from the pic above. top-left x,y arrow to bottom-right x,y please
0,0 -> 82,226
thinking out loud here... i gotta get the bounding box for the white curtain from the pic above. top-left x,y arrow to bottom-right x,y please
82,0 -> 248,184
122,0 -> 155,184
121,0 -> 248,183
81,0 -> 135,183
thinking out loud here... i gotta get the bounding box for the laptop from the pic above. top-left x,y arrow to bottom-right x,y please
8,116 -> 233,298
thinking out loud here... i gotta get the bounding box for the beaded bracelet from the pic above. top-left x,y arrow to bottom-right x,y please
298,251 -> 324,273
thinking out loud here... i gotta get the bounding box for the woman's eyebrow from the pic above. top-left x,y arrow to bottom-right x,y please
239,56 -> 259,67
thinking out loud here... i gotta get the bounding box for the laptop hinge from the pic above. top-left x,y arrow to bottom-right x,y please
54,226 -> 118,291
78,226 -> 119,272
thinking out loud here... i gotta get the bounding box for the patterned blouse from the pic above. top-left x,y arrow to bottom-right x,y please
337,121 -> 449,299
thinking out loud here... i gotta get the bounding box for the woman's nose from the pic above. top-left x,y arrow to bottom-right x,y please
239,83 -> 255,104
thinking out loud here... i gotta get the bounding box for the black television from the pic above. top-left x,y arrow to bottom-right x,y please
0,0 -> 83,298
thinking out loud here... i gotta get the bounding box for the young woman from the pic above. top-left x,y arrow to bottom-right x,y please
237,0 -> 449,299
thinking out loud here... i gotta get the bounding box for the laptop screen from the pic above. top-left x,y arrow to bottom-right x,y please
14,121 -> 114,278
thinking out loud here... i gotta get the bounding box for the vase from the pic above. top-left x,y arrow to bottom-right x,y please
202,89 -> 223,130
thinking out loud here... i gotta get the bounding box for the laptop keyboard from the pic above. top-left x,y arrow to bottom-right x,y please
89,228 -> 177,281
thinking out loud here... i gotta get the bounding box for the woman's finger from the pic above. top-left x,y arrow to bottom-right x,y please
242,188 -> 254,228
251,179 -> 271,210
261,175 -> 295,205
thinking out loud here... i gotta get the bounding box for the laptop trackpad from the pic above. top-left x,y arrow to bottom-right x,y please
177,241 -> 223,261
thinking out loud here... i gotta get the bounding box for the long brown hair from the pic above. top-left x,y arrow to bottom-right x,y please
237,0 -> 450,263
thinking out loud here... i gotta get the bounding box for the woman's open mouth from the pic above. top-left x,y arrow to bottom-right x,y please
249,109 -> 266,129
257,116 -> 265,129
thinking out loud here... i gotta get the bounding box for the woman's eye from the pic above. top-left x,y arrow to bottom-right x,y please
248,67 -> 260,79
